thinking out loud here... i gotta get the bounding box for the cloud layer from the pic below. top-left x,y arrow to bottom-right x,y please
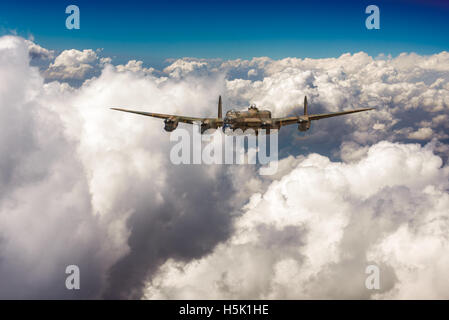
144,141 -> 449,299
0,35 -> 448,299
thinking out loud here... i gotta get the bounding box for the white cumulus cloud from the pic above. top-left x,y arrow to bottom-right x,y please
1,35 -> 449,299
45,49 -> 99,80
144,141 -> 449,299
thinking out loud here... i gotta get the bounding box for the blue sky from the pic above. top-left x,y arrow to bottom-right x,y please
1,0 -> 448,66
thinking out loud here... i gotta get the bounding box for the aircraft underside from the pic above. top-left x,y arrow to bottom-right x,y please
222,121 -> 281,135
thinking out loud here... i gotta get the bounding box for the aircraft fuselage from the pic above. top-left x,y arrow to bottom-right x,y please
223,107 -> 280,133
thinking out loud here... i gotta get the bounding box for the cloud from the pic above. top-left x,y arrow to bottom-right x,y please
45,49 -> 100,80
163,58 -> 211,79
115,60 -> 155,75
25,40 -> 54,60
144,141 -> 449,299
36,47 -> 449,153
1,36 -> 235,299
0,35 -> 449,299
408,127 -> 434,140
0,36 -> 126,298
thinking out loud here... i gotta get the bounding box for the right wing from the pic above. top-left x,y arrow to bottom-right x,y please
110,107 -> 215,124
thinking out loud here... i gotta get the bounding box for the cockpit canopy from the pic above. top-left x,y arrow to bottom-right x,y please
226,104 -> 259,117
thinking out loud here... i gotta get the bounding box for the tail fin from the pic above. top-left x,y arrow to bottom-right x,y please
304,96 -> 308,115
218,95 -> 222,119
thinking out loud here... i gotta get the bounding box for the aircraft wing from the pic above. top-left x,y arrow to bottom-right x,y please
307,108 -> 375,120
271,116 -> 300,126
273,108 -> 374,126
110,107 -> 214,124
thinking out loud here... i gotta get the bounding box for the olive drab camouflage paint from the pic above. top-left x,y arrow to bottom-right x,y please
111,96 -> 374,135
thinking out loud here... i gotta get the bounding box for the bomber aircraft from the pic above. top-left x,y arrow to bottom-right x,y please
111,96 -> 374,135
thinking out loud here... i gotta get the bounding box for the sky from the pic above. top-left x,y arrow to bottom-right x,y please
0,0 -> 449,300
1,0 -> 449,66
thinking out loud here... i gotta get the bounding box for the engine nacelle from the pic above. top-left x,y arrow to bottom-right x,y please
164,117 -> 179,132
201,122 -> 212,134
201,120 -> 220,134
298,120 -> 311,132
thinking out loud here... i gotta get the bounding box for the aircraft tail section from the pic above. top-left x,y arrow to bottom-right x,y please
218,95 -> 222,119
304,96 -> 308,116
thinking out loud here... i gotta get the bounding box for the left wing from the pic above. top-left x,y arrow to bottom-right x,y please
307,108 -> 375,120
110,107 -> 214,124
272,108 -> 374,127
